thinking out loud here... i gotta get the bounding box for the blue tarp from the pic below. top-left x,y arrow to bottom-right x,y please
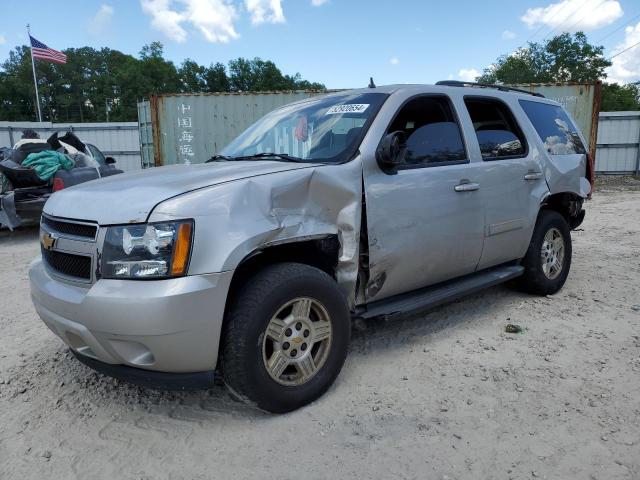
22,150 -> 75,181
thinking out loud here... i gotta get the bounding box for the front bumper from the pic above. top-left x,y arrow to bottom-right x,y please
72,351 -> 215,390
29,257 -> 234,374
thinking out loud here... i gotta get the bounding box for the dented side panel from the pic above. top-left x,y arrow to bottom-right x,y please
516,97 -> 592,198
149,161 -> 363,304
543,153 -> 591,198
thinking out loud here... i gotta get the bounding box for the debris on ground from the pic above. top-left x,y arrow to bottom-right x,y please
505,323 -> 524,334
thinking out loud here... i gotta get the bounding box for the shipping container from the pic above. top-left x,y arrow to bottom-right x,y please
137,91 -> 332,167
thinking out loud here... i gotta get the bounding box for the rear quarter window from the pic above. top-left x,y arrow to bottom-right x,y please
519,100 -> 586,155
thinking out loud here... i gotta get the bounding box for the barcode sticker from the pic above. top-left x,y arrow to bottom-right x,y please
325,104 -> 370,115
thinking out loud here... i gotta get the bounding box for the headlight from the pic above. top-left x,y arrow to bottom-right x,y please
101,220 -> 193,279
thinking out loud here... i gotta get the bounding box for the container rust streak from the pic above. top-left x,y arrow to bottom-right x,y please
150,95 -> 163,167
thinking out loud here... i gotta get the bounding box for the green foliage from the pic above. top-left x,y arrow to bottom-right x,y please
476,32 -> 640,111
203,62 -> 230,93
600,82 -> 640,111
477,32 -> 611,84
226,57 -> 323,92
0,43 -> 325,122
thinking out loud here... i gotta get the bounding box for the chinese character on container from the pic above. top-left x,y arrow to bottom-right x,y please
177,117 -> 192,128
176,103 -> 194,164
179,144 -> 195,156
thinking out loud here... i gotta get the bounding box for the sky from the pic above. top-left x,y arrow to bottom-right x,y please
0,0 -> 639,88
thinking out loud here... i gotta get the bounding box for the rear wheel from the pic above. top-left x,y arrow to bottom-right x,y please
516,210 -> 572,295
221,262 -> 350,413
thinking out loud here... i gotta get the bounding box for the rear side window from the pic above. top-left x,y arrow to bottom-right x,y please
464,97 -> 527,160
519,100 -> 586,155
87,144 -> 106,166
387,96 -> 466,166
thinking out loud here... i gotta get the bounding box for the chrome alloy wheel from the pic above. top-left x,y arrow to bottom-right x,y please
541,227 -> 565,280
262,297 -> 333,386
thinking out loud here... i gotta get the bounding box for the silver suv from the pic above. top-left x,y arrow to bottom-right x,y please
29,82 -> 591,412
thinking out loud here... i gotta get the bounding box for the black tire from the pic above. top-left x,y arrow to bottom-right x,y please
516,210 -> 572,295
221,262 -> 350,413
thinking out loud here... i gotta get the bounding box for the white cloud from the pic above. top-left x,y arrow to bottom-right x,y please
311,0 -> 328,5
141,0 -> 188,42
184,0 -> 239,42
0,33 -> 5,46
521,0 -> 623,32
389,57 -> 399,65
502,30 -> 516,40
245,0 -> 285,25
606,21 -> 640,84
458,68 -> 479,82
140,0 -> 238,43
88,4 -> 114,35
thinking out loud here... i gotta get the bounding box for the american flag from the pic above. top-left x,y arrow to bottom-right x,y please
30,35 -> 67,64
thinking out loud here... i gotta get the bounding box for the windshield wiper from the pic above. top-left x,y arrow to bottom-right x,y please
206,154 -> 234,163
233,152 -> 306,163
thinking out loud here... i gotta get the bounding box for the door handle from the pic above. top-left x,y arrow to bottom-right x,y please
524,172 -> 543,181
454,182 -> 480,192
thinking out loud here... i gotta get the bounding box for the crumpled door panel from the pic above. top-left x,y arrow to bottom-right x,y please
544,153 -> 591,198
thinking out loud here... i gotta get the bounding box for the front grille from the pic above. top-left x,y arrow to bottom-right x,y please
42,247 -> 92,280
41,216 -> 97,239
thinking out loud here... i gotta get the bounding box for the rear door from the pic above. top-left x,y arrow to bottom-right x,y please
518,99 -> 591,197
461,96 -> 547,269
362,93 -> 486,301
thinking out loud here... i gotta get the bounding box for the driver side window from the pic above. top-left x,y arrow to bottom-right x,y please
387,95 -> 467,167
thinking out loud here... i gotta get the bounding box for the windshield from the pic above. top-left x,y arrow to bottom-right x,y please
220,92 -> 388,163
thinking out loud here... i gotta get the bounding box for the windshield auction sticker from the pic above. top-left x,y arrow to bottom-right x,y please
325,104 -> 370,115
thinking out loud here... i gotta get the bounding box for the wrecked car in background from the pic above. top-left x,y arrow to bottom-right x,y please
29,82 -> 591,413
0,131 -> 123,229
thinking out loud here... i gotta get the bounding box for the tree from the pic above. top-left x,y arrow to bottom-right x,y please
477,32 -> 611,84
137,42 -> 181,95
203,62 -> 230,92
0,43 -> 325,122
228,57 -> 325,92
600,83 -> 640,111
179,59 -> 206,93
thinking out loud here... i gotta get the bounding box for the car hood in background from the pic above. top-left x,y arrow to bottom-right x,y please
43,161 -> 319,224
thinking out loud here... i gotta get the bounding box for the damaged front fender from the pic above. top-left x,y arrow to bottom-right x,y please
149,161 -> 363,305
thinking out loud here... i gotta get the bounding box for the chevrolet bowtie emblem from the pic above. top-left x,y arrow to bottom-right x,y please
41,232 -> 58,250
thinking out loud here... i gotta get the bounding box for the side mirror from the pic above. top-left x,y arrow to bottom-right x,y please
376,131 -> 406,170
105,156 -> 116,165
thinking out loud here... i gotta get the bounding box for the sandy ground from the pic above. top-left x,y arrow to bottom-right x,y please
1,178 -> 639,480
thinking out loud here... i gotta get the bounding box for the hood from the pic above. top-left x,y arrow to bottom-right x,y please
44,161 -> 319,225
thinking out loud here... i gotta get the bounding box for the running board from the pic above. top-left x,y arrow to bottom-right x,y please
358,264 -> 524,320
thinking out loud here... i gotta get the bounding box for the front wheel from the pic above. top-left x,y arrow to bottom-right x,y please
221,263 -> 350,413
516,210 -> 572,295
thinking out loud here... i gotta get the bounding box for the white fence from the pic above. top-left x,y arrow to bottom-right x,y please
0,121 -> 141,173
595,111 -> 640,175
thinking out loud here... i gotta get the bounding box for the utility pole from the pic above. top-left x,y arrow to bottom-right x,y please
27,24 -> 43,122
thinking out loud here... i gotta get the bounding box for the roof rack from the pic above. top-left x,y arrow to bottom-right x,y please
435,80 -> 545,98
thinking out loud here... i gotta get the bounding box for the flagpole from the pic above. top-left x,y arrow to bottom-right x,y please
27,24 -> 42,122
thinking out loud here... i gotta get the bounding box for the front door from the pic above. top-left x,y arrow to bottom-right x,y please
363,94 -> 485,302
